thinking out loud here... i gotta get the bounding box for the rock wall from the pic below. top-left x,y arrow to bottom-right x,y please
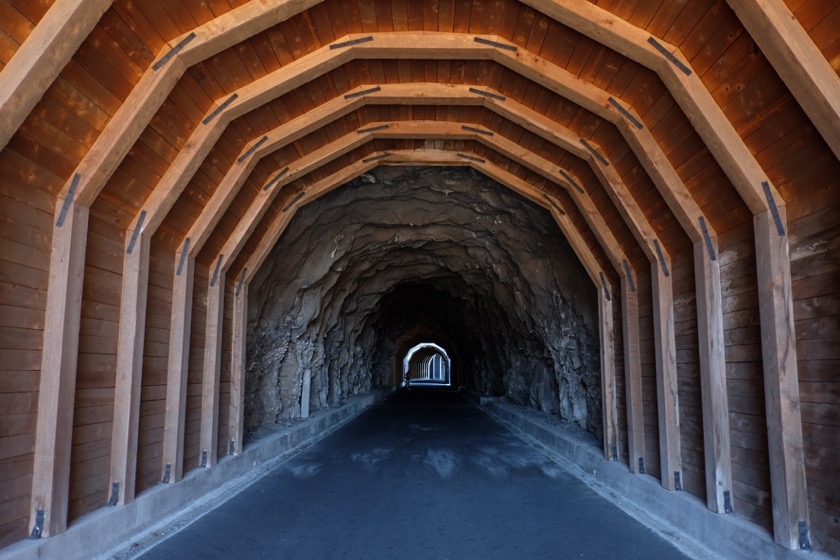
246,167 -> 602,438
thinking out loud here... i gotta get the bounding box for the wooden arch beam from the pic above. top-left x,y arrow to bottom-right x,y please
0,0 -> 113,151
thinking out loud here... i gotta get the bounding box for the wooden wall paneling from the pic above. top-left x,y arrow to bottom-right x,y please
29,202 -> 88,537
161,251 -> 193,483
107,231 -> 149,505
728,0 -> 840,161
199,267 -> 224,468
0,0 -> 113,150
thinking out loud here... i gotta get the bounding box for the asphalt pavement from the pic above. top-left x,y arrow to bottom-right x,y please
135,388 -> 693,560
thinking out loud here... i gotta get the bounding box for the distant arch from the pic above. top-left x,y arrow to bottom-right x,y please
402,343 -> 451,386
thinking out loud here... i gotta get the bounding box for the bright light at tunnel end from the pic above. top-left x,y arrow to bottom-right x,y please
403,342 -> 452,387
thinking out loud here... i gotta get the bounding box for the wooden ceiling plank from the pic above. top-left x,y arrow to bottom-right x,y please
0,0 -> 112,151
728,0 -> 840,161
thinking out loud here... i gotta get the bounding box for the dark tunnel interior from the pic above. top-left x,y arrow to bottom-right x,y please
244,166 -> 603,443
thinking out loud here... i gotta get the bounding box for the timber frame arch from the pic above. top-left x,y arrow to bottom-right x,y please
1,1 -> 838,557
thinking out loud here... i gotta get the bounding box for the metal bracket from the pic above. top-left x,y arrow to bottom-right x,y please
236,268 -> 248,297
330,35 -> 373,49
623,259 -> 636,292
357,124 -> 390,134
607,97 -> 643,129
264,167 -> 289,191
599,272 -> 612,302
200,450 -> 208,468
108,481 -> 120,507
344,86 -> 381,100
210,254 -> 224,287
283,191 -> 306,212
798,519 -> 812,551
723,490 -> 733,513
468,87 -> 506,101
638,457 -> 645,474
674,471 -> 682,491
559,169 -> 585,194
126,210 -> 147,254
162,463 -> 172,483
653,239 -> 670,277
362,152 -> 392,163
176,237 -> 190,275
474,36 -> 518,52
462,125 -> 493,136
647,37 -> 692,76
237,135 -> 269,163
698,216 -> 717,261
202,93 -> 238,125
457,153 -> 485,163
29,509 -> 45,540
56,173 -> 81,228
579,138 -> 610,167
761,181 -> 786,236
153,32 -> 196,71
542,194 -> 565,216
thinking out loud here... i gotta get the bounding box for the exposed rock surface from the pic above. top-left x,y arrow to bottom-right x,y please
246,167 -> 601,440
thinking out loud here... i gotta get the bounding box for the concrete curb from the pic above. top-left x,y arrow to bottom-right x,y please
0,390 -> 389,560
482,400 -> 831,560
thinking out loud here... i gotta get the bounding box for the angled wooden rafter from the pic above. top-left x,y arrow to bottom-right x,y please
0,0 -> 113,150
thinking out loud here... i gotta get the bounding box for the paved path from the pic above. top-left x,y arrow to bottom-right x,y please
137,389 -> 692,560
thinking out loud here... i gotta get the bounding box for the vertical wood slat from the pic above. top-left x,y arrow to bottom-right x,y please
693,240 -> 733,513
200,270 -> 225,468
652,265 -> 682,490
30,204 -> 89,537
161,255 -> 194,483
621,279 -> 645,473
228,282 -> 248,456
754,209 -> 810,550
600,285 -> 618,461
109,233 -> 150,505
0,0 -> 113,150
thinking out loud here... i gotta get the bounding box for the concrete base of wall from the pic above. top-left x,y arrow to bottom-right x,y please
482,400 -> 830,560
0,390 -> 390,560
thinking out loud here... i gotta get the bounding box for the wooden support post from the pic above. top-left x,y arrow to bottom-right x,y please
161,253 -> 194,483
30,202 -> 89,537
621,276 -> 645,473
693,239 -> 733,513
228,279 -> 248,456
754,209 -> 810,550
599,283 -> 618,461
109,232 -> 150,505
200,267 -> 225,468
652,263 -> 681,490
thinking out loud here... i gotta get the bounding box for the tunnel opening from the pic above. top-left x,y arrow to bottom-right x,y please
403,343 -> 451,386
245,166 -> 602,444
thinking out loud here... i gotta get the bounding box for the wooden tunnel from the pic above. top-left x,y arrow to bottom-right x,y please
0,0 -> 838,557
